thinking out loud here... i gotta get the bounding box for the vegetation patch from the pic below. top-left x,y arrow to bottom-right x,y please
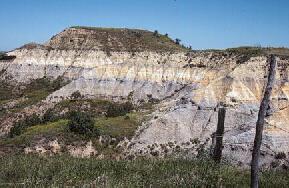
225,46 -> 264,56
0,77 -> 69,118
200,46 -> 289,64
55,99 -> 113,117
9,114 -> 43,138
0,119 -> 68,148
0,154 -> 288,187
68,111 -> 99,137
95,112 -> 142,139
2,110 -> 145,154
106,102 -> 133,117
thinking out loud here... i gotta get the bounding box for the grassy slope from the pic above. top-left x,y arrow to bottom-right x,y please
95,113 -> 141,139
0,112 -> 143,150
0,120 -> 68,147
0,154 -> 288,187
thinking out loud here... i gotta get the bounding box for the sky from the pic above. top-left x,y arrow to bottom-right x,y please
0,0 -> 289,51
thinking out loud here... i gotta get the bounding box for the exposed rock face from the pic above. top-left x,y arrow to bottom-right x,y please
1,27 -> 289,166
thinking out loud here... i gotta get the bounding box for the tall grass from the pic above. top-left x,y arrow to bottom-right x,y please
0,154 -> 288,187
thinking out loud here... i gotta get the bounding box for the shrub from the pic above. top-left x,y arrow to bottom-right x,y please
9,121 -> 26,138
175,38 -> 181,45
275,152 -> 286,159
42,109 -> 58,123
71,91 -> 82,100
68,111 -> 98,136
106,102 -> 133,117
9,114 -> 42,137
153,30 -> 159,37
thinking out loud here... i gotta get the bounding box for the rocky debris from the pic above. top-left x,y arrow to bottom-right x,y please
68,141 -> 98,158
24,140 -> 98,158
24,139 -> 61,155
0,101 -> 54,136
48,139 -> 61,154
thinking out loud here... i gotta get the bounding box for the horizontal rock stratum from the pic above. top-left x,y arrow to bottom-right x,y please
1,27 -> 289,166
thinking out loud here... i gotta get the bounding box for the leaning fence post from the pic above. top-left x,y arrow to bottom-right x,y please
213,104 -> 226,163
251,55 -> 277,188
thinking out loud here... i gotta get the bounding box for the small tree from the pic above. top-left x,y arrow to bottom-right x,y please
9,121 -> 26,138
165,33 -> 169,37
68,111 -> 98,136
153,30 -> 159,37
175,38 -> 181,45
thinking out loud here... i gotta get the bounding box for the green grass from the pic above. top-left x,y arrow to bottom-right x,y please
55,99 -> 113,116
224,46 -> 289,57
94,112 -> 142,139
202,46 -> 289,58
0,154 -> 288,187
0,119 -> 68,147
0,111 -> 144,150
200,46 -> 289,64
225,46 -> 263,55
0,112 -> 145,160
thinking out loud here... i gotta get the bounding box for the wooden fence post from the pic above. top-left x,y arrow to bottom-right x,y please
213,105 -> 226,163
251,55 -> 277,188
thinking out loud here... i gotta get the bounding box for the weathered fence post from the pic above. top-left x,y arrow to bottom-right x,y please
213,104 -> 226,163
251,55 -> 277,188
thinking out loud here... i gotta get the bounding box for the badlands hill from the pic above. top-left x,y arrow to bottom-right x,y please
0,27 -> 289,168
19,26 -> 187,52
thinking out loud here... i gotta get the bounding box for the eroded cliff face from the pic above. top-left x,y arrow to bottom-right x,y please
1,27 -> 289,166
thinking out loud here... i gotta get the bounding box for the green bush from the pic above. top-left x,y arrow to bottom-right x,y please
9,121 -> 26,138
9,114 -> 42,137
68,111 -> 98,136
153,30 -> 159,37
106,102 -> 133,117
42,109 -> 59,123
175,38 -> 181,45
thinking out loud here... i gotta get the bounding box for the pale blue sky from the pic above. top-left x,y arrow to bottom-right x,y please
0,0 -> 289,51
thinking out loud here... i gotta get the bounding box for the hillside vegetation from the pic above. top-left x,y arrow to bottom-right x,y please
0,97 -> 149,158
0,155 -> 288,187
203,46 -> 289,57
